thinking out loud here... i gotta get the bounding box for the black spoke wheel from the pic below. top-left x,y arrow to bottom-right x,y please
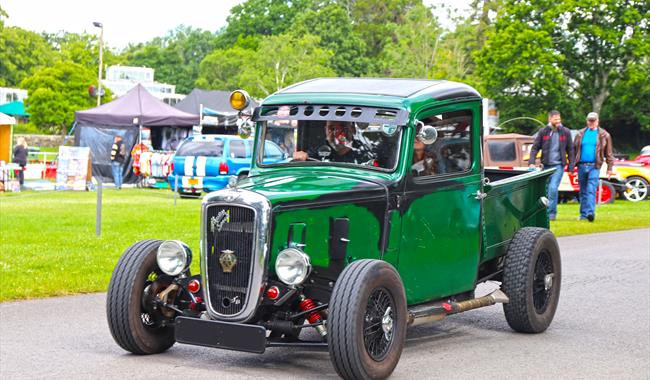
363,288 -> 395,361
502,228 -> 562,333
329,260 -> 407,380
532,250 -> 554,314
106,240 -> 176,354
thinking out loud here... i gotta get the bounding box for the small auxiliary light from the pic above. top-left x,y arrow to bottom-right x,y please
229,90 -> 251,111
267,286 -> 280,300
187,279 -> 201,294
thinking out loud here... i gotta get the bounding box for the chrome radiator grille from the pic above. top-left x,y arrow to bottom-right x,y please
205,205 -> 255,316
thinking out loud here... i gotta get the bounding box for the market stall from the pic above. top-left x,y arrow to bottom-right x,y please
74,84 -> 199,184
0,112 -> 17,191
173,88 -> 257,134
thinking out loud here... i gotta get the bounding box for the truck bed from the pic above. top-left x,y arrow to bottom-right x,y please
481,168 -> 553,263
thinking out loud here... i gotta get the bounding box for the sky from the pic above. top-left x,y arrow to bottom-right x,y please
3,0 -> 472,50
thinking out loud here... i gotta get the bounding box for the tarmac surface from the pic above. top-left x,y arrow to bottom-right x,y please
1,228 -> 649,379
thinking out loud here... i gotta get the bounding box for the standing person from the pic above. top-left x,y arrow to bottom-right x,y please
12,137 -> 28,187
573,112 -> 614,222
529,110 -> 574,221
110,135 -> 126,189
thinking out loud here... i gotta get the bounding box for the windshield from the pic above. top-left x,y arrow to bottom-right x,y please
259,118 -> 403,171
176,140 -> 224,157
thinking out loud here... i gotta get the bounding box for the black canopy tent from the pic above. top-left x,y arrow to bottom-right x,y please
173,88 -> 258,134
74,84 -> 199,184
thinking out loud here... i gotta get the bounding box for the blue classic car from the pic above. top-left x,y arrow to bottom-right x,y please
168,134 -> 285,194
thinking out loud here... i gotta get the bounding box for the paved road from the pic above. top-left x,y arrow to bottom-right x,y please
1,229 -> 649,380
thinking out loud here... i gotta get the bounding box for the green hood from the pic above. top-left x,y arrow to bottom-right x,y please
239,170 -> 388,208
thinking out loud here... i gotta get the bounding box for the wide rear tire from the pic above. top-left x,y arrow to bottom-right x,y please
328,260 -> 407,380
502,228 -> 561,333
106,239 -> 176,354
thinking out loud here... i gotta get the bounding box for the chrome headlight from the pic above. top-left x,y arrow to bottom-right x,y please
275,248 -> 311,286
156,240 -> 192,276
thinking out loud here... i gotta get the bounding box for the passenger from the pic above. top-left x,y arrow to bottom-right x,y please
293,121 -> 358,163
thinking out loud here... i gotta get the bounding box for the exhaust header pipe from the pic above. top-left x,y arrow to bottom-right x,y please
450,289 -> 509,313
408,289 -> 509,326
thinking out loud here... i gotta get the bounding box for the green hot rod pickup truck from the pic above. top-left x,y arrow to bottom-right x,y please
107,79 -> 561,380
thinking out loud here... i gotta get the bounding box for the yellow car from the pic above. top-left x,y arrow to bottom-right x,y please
611,164 -> 650,202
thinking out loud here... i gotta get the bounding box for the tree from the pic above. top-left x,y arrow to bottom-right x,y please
197,33 -> 335,98
292,3 -> 371,76
196,46 -> 257,91
216,0 -> 314,48
244,33 -> 336,97
20,61 -> 111,134
44,31 -> 123,71
0,27 -> 57,87
606,61 -> 650,132
346,0 -> 420,58
475,0 -> 650,130
123,26 -> 217,93
380,3 -> 443,78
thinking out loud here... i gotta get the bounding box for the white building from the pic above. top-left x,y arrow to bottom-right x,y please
0,87 -> 28,105
102,65 -> 185,105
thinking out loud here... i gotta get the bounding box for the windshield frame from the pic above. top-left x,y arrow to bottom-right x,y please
255,120 -> 405,174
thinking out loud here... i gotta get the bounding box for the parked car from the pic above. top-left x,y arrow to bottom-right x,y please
107,80 -> 561,380
483,133 -> 615,204
483,133 -> 536,170
610,164 -> 650,202
168,134 -> 286,194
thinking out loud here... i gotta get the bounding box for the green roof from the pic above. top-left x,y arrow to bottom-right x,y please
0,101 -> 30,117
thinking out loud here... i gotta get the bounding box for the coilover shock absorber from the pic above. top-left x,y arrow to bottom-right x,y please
298,295 -> 327,337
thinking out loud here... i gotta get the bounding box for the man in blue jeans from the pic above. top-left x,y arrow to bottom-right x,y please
573,112 -> 614,222
529,110 -> 575,220
110,135 -> 126,189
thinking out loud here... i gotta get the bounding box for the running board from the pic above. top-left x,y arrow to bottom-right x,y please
408,289 -> 509,326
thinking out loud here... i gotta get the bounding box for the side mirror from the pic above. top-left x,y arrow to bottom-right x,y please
237,118 -> 254,139
416,124 -> 438,145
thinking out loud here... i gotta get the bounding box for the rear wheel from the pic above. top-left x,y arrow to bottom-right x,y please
328,260 -> 407,380
622,176 -> 649,202
106,240 -> 176,354
502,228 -> 561,333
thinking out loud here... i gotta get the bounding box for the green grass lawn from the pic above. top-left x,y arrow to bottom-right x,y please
1,189 -> 201,301
550,201 -> 650,236
1,189 -> 648,302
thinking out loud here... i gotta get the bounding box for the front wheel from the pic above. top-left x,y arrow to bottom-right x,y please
106,239 -> 176,354
596,181 -> 615,204
328,260 -> 407,380
502,228 -> 561,333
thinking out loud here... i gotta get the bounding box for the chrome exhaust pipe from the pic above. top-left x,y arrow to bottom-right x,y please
408,289 -> 509,326
451,289 -> 509,313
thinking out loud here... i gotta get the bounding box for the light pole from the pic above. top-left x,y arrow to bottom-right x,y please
93,21 -> 104,106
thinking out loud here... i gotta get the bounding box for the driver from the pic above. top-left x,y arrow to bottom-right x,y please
293,121 -> 359,163
411,140 -> 436,176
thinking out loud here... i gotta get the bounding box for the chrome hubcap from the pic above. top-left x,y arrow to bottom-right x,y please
544,273 -> 554,291
381,306 -> 393,340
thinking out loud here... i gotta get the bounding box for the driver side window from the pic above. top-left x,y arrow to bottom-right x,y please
412,109 -> 472,177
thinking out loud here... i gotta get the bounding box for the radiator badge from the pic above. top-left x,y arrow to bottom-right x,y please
219,250 -> 237,273
210,209 -> 230,233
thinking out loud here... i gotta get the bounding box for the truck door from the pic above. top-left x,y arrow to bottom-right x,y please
398,103 -> 482,304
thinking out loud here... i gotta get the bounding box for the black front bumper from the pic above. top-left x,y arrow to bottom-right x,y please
175,316 -> 267,354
